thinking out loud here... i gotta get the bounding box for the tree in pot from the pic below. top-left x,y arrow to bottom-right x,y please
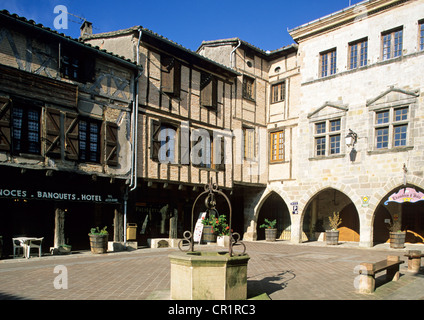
260,219 -> 277,241
88,226 -> 108,254
388,220 -> 406,249
326,212 -> 342,245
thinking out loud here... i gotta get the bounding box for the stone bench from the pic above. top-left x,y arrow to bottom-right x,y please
357,255 -> 404,294
148,238 -> 181,248
404,250 -> 424,274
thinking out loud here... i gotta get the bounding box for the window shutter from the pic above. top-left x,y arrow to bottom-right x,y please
45,108 -> 61,158
201,74 -> 212,107
215,137 -> 226,171
179,126 -> 190,165
201,74 -> 217,109
151,120 -> 161,161
161,55 -> 180,97
161,55 -> 175,94
64,112 -> 79,161
104,121 -> 118,166
0,97 -> 11,152
173,60 -> 181,98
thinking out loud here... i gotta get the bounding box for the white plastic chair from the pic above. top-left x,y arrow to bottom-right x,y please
12,238 -> 25,258
26,237 -> 44,258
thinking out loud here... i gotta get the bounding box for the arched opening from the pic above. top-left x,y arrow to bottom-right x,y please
256,192 -> 291,241
302,188 -> 359,242
373,185 -> 424,245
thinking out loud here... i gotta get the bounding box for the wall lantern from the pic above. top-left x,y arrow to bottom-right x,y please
345,129 -> 358,162
345,129 -> 358,148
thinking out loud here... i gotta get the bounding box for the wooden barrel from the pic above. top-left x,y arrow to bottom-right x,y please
89,234 -> 108,254
390,232 -> 406,249
265,228 -> 277,242
202,226 -> 216,244
326,230 -> 339,245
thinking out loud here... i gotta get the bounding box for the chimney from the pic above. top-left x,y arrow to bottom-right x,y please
80,20 -> 93,38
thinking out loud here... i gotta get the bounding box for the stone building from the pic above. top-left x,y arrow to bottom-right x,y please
0,10 -> 139,254
197,40 -> 300,241
82,26 -> 241,244
236,0 -> 423,247
81,0 -> 424,248
2,0 -> 422,253
198,0 -> 424,247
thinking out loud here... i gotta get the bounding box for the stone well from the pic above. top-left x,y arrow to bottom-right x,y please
169,251 -> 250,300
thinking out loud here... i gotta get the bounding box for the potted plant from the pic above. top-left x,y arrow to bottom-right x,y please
201,213 -> 218,244
88,226 -> 108,254
214,215 -> 231,247
260,218 -> 277,242
326,212 -> 342,245
388,220 -> 406,249
58,244 -> 72,255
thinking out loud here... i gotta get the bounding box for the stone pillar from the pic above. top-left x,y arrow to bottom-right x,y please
169,207 -> 178,239
113,208 -> 123,242
359,207 -> 373,248
242,188 -> 266,241
54,207 -> 65,248
291,214 -> 303,243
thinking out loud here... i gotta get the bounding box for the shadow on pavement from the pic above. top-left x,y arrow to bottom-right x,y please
247,270 -> 296,299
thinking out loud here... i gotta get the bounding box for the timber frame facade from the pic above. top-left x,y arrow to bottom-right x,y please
1,0 -> 424,253
0,10 -> 140,254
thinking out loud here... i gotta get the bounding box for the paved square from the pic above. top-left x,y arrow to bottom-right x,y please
0,241 -> 423,301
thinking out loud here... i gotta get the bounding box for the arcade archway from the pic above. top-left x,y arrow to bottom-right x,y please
256,192 -> 291,240
302,188 -> 359,242
373,185 -> 424,245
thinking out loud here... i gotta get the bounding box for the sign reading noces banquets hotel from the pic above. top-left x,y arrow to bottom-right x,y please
0,187 -> 120,204
384,187 -> 424,205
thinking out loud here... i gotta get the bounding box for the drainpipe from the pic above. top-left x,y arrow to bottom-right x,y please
130,28 -> 142,193
230,39 -> 241,69
125,28 -> 143,248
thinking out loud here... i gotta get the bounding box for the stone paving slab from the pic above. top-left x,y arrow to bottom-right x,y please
0,241 -> 423,301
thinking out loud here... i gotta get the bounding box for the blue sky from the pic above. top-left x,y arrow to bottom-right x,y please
1,0 -> 364,51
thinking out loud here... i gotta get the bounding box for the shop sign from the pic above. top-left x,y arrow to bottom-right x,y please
193,212 -> 207,243
0,187 -> 120,204
290,201 -> 298,214
384,187 -> 424,205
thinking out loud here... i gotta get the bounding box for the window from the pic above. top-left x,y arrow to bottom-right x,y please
151,120 -> 178,164
314,119 -> 341,157
374,107 -> 409,149
244,127 -> 255,160
242,76 -> 255,100
419,21 -> 424,51
382,27 -> 403,60
320,49 -> 337,77
161,54 -> 181,98
159,125 -> 177,164
200,73 -> 217,109
60,45 -> 95,83
191,130 -> 212,169
270,130 -> 284,162
191,130 -> 225,170
11,102 -> 41,155
271,81 -> 285,103
79,118 -> 101,163
349,38 -> 368,69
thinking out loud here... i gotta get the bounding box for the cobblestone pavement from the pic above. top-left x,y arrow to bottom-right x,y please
0,241 -> 423,301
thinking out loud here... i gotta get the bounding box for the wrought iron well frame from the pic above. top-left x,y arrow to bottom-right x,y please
178,179 -> 246,257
